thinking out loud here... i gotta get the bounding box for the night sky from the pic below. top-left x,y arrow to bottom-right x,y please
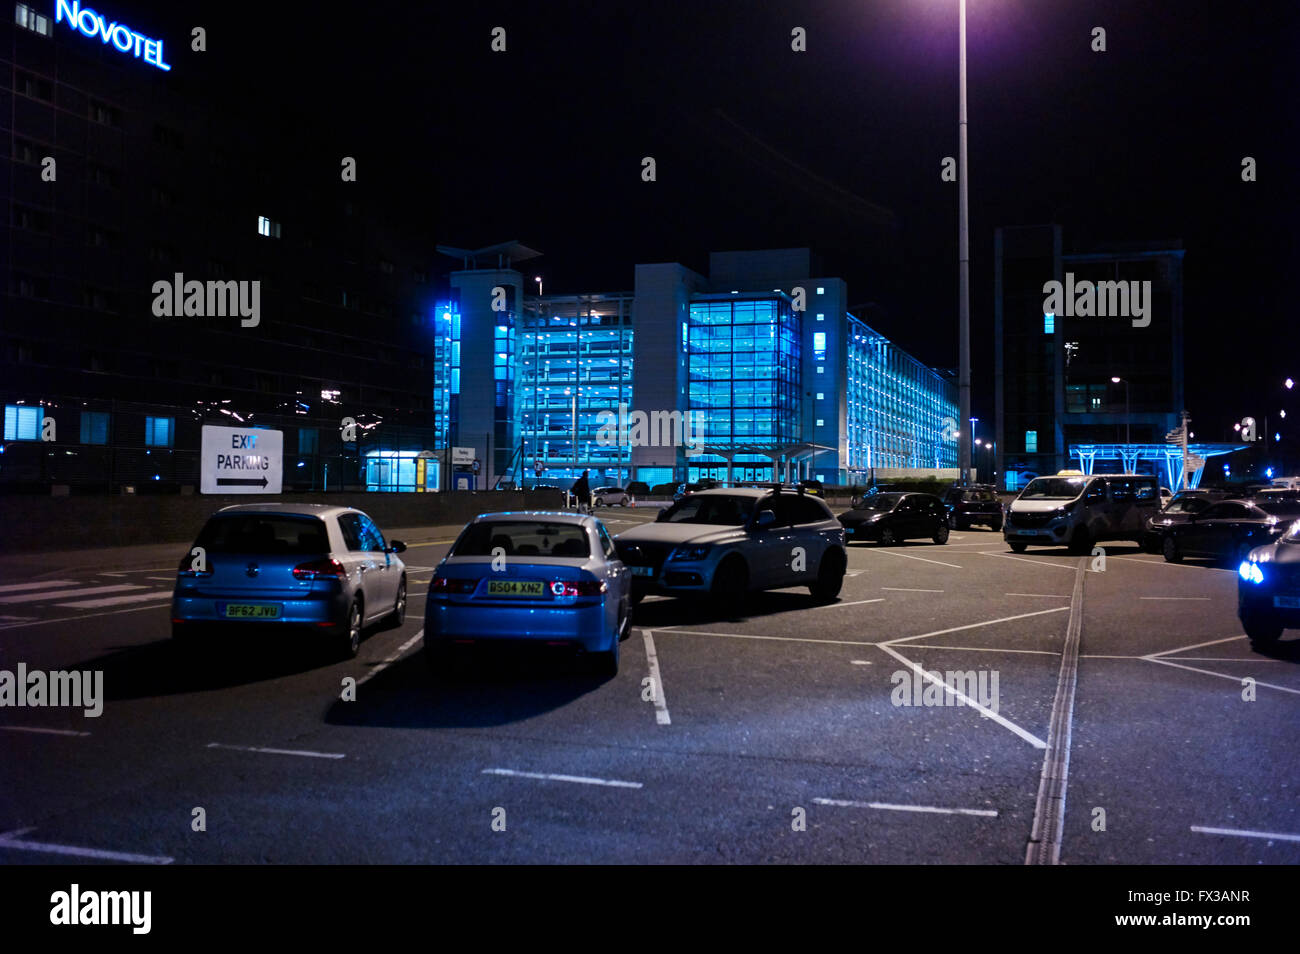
121,0 -> 1298,442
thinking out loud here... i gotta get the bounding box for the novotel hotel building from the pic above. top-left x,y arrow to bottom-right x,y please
434,244 -> 958,490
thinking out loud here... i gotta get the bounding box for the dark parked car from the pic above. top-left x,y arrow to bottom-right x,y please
797,479 -> 824,497
838,492 -> 950,545
1237,517 -> 1300,648
1162,499 -> 1300,565
673,479 -> 720,501
943,484 -> 1003,531
1142,490 -> 1228,551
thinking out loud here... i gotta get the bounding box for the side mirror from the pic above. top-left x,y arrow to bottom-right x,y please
754,510 -> 776,530
388,540 -> 407,553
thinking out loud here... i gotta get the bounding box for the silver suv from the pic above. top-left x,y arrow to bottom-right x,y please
614,488 -> 847,611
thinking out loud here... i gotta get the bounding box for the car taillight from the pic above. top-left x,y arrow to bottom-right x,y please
431,575 -> 477,594
549,580 -> 607,596
293,558 -> 348,582
177,553 -> 211,577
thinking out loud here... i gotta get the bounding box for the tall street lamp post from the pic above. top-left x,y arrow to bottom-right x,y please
957,0 -> 972,487
1111,376 -> 1130,444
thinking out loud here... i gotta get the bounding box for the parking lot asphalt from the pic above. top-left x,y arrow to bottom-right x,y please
2,505 -> 1297,864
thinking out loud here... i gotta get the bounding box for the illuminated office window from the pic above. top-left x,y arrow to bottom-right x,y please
257,216 -> 281,238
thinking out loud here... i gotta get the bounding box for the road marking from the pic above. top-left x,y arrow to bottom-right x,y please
809,598 -> 886,610
1026,555 -> 1087,865
1175,656 -> 1283,662
358,629 -> 425,685
979,552 -> 1080,571
0,602 -> 167,631
864,549 -> 963,569
480,768 -> 642,789
876,643 -> 1047,748
1005,593 -> 1071,598
101,572 -> 128,577
148,576 -> 176,582
0,725 -> 91,737
641,629 -> 671,725
0,584 -> 145,604
910,644 -> 1059,656
56,590 -> 172,609
883,587 -> 944,593
1140,596 -> 1212,601
206,742 -> 346,759
1108,555 -> 1235,573
814,798 -> 997,817
657,628 -> 879,647
1191,825 -> 1300,843
850,660 -> 872,665
1150,635 -> 1246,657
0,580 -> 79,594
0,828 -> 173,864
1144,656 -> 1300,696
885,606 -> 1071,646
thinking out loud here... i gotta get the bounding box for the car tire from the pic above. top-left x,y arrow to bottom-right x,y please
1162,535 -> 1183,563
710,557 -> 748,615
385,577 -> 407,627
809,549 -> 846,603
593,624 -> 620,676
1242,612 -> 1284,647
619,498 -> 628,507
878,528 -> 897,546
990,518 -> 1003,533
932,522 -> 950,544
338,598 -> 363,659
1067,527 -> 1092,556
1009,542 -> 1028,553
595,497 -> 605,507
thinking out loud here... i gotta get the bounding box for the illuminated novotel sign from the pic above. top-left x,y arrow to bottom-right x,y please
55,0 -> 172,71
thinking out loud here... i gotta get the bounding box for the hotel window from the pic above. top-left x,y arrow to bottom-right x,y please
16,71 -> 53,101
80,411 -> 109,445
13,138 -> 40,164
90,164 -> 121,189
1025,430 -> 1038,453
258,216 -> 282,238
4,405 -> 41,441
15,3 -> 51,34
145,416 -> 174,447
88,100 -> 120,126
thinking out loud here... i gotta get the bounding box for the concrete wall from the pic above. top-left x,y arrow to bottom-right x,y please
0,490 -> 565,554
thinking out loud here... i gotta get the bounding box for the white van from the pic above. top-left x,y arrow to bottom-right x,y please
1003,473 -> 1161,553
1271,476 -> 1300,490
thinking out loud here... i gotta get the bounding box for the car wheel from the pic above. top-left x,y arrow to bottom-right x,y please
1242,612 -> 1284,647
932,522 -> 950,544
878,528 -> 897,546
990,518 -> 1003,533
595,497 -> 605,507
339,598 -> 362,659
385,577 -> 407,626
809,549 -> 846,603
619,498 -> 628,507
1009,542 -> 1028,553
593,623 -> 620,676
1067,527 -> 1092,555
1162,535 -> 1183,563
710,557 -> 748,614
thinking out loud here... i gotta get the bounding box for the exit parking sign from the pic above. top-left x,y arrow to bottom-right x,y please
200,425 -> 283,494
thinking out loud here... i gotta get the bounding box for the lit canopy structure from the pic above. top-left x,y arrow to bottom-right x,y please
1067,443 -> 1246,491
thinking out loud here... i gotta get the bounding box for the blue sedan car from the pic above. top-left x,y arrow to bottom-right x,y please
172,503 -> 408,658
423,511 -> 631,675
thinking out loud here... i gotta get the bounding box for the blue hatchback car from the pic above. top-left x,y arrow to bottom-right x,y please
423,511 -> 631,675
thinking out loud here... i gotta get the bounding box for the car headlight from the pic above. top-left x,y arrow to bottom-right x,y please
669,544 -> 712,561
1238,560 -> 1265,584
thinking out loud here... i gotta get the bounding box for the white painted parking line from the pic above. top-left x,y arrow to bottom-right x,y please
641,630 -> 671,725
57,590 -> 172,609
0,584 -> 145,604
1108,555 -> 1235,573
850,660 -> 872,665
206,742 -> 346,759
1150,635 -> 1246,657
809,598 -> 886,610
912,644 -> 1059,656
877,643 -> 1048,749
814,798 -> 997,818
1005,593 -> 1071,598
0,602 -> 169,631
101,572 -> 128,577
885,606 -> 1070,646
358,629 -> 424,685
0,725 -> 91,737
1140,596 -> 1212,601
0,580 -> 78,594
1191,825 -> 1300,844
148,576 -> 176,582
658,628 -> 878,647
1144,656 -> 1300,697
979,552 -> 1080,571
0,828 -> 173,864
864,549 -> 964,569
883,587 -> 944,593
481,768 -> 643,789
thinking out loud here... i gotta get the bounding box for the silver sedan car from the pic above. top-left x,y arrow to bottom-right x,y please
172,503 -> 408,658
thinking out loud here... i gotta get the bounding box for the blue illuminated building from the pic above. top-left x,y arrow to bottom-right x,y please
433,245 -> 957,488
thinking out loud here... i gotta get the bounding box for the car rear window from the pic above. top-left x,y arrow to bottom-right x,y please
454,521 -> 591,558
196,515 -> 330,555
662,494 -> 757,525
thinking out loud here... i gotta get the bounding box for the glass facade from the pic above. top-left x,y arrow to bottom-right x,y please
517,295 -> 635,484
846,314 -> 958,478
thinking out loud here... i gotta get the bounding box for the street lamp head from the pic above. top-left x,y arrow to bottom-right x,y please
1111,376 -> 1122,384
